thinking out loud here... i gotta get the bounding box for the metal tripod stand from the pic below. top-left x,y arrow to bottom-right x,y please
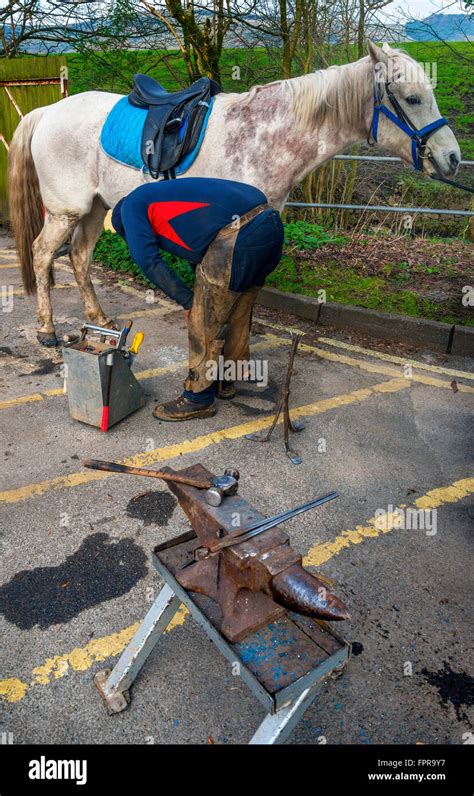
246,332 -> 305,464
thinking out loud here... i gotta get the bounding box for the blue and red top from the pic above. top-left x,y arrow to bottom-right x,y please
111,178 -> 268,308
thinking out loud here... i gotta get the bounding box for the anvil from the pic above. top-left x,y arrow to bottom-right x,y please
161,463 -> 350,642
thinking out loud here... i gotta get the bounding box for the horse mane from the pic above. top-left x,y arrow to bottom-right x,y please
287,63 -> 372,129
222,48 -> 422,131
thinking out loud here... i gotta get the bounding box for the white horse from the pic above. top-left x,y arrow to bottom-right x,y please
8,41 -> 460,345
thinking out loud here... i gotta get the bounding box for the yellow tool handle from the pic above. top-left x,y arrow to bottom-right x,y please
129,332 -> 144,355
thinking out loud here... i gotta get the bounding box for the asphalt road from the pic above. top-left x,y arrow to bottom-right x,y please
0,237 -> 473,745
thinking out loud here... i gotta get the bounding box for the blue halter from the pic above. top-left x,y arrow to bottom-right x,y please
371,81 -> 449,171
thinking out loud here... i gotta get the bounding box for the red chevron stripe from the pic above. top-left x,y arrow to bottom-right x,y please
147,201 -> 209,251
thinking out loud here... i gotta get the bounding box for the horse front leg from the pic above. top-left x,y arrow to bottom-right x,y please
69,200 -> 116,329
32,213 -> 78,346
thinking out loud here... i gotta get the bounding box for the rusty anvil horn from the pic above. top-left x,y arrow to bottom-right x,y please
269,563 -> 351,622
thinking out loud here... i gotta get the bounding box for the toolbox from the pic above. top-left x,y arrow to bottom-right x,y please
62,322 -> 144,430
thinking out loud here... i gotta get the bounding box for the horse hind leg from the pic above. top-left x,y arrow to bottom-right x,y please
33,212 -> 78,346
69,199 -> 115,329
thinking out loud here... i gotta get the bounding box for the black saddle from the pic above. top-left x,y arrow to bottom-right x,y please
128,74 -> 221,179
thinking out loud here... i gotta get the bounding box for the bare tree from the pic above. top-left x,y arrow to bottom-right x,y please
140,0 -> 233,82
0,1 -> 114,58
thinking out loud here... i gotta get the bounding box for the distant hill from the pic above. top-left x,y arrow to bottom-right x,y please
405,13 -> 474,41
3,11 -> 473,55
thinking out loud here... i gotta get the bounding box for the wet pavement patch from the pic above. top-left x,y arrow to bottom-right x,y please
232,380 -> 278,416
126,490 -> 177,526
29,359 -> 58,376
0,532 -> 148,629
421,662 -> 474,723
17,358 -> 59,377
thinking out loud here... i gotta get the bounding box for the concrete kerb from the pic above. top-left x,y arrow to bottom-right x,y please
450,325 -> 474,357
256,287 -> 472,356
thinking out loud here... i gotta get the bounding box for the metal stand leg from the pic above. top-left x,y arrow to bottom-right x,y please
249,682 -> 321,745
95,583 -> 181,714
245,332 -> 305,464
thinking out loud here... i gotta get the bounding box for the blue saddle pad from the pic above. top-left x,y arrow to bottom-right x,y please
100,95 -> 214,175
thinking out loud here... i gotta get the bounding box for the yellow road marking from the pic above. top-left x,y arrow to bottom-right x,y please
257,318 -> 474,384
0,393 -> 45,410
0,377 -> 409,504
2,475 -> 471,704
317,336 -> 474,381
117,306 -> 173,320
116,282 -> 147,299
263,333 -> 474,394
10,284 -> 75,296
0,360 -> 186,410
304,477 -> 474,567
0,336 -> 273,411
0,605 -> 189,703
0,260 -> 107,283
255,318 -> 304,336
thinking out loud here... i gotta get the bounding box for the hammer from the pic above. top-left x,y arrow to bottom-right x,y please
83,460 -> 239,504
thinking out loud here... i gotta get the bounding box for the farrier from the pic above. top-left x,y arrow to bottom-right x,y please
112,177 -> 284,422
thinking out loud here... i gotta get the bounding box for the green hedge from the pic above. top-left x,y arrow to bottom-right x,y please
93,230 -> 195,288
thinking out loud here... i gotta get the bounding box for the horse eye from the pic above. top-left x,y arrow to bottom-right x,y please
405,96 -> 421,105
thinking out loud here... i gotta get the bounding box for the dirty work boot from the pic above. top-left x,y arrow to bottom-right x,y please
217,380 -> 237,400
152,395 -> 216,422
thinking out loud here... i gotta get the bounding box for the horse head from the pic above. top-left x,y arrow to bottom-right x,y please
367,41 -> 460,179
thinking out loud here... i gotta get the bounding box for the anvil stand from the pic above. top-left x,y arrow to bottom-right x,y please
94,468 -> 351,743
95,564 -> 350,744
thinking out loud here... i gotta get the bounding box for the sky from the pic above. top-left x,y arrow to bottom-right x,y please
380,0 -> 468,21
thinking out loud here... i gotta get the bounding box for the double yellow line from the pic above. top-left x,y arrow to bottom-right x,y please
0,376 -> 409,505
1,328 -> 472,414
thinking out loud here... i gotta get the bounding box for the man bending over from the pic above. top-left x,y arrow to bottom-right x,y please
112,177 -> 284,422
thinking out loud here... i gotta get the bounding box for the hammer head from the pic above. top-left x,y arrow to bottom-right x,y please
205,470 -> 239,506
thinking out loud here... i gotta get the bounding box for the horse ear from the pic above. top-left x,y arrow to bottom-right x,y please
367,40 -> 388,66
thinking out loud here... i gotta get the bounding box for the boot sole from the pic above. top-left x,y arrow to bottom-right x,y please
152,405 -> 217,422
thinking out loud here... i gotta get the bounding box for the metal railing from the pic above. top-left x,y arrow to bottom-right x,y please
333,155 -> 473,166
286,154 -> 474,217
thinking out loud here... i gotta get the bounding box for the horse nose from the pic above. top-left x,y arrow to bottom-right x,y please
448,151 -> 460,172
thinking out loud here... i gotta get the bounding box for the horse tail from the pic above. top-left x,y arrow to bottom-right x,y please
8,108 -> 45,295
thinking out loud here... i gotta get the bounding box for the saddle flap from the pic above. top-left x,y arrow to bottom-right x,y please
142,81 -> 220,178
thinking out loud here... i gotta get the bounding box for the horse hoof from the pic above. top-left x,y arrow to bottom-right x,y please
37,332 -> 59,347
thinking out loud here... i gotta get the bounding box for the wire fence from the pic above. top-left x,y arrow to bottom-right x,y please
286,155 -> 474,218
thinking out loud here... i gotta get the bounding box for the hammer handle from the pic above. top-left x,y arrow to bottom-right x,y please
83,459 -> 212,489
